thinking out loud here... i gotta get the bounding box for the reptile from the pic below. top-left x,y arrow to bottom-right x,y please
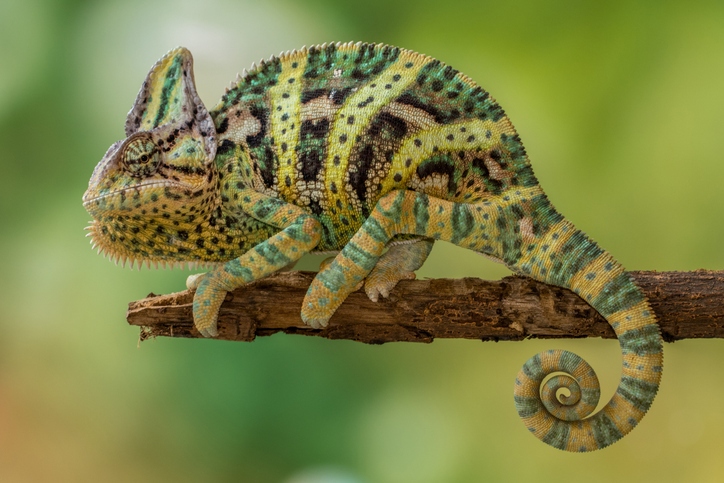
82,42 -> 663,451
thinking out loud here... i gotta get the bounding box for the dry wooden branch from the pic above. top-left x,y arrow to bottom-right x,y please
127,270 -> 724,344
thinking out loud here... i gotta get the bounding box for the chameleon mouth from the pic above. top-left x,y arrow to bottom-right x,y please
82,180 -> 189,206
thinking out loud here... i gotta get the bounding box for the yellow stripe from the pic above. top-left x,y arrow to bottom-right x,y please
271,53 -> 308,201
607,299 -> 654,333
565,421 -> 597,452
622,352 -> 664,384
603,393 -> 644,431
141,55 -> 182,131
381,117 -> 515,193
325,50 -> 427,220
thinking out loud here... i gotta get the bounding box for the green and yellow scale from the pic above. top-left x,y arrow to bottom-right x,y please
83,42 -> 663,451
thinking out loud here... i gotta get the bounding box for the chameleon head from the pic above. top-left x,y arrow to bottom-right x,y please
83,47 -> 220,265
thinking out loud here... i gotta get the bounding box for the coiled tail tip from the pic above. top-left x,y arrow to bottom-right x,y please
514,349 -> 647,452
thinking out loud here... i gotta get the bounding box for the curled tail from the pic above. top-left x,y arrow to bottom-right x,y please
511,219 -> 663,452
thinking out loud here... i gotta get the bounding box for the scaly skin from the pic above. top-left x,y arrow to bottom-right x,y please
83,43 -> 663,451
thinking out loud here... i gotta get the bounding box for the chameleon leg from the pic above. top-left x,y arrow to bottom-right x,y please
364,238 -> 434,302
314,238 -> 432,299
193,190 -> 322,337
301,189 -> 493,327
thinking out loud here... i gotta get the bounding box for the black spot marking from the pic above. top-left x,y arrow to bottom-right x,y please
246,104 -> 269,148
217,139 -> 235,155
301,88 -> 327,104
357,96 -> 375,108
349,144 -> 374,204
216,117 -> 229,134
331,87 -> 353,104
368,112 -> 408,140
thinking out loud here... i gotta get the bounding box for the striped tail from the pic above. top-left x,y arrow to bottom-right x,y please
512,219 -> 663,452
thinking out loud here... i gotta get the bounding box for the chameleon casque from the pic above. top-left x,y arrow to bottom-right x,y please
83,42 -> 663,451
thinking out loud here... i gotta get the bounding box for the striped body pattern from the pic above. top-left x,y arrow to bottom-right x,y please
83,42 -> 663,451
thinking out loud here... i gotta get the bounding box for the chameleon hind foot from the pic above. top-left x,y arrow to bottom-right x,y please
365,239 -> 433,302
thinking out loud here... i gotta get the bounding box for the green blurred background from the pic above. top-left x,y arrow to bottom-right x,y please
2,0 -> 724,481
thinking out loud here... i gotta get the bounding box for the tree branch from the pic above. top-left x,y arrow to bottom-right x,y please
127,270 -> 724,344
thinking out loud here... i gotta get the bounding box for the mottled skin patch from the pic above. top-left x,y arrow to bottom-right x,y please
83,43 -> 663,452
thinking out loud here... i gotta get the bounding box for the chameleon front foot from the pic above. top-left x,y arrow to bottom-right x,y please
301,267 -> 363,329
186,272 -> 206,290
191,275 -> 228,338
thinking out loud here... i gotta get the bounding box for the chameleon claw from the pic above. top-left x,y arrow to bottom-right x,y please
365,271 -> 415,302
186,272 -> 206,290
301,302 -> 331,329
197,325 -> 219,338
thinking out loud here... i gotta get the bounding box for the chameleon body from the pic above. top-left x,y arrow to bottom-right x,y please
83,42 -> 663,451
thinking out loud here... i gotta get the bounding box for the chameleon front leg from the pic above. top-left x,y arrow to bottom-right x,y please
193,190 -> 322,337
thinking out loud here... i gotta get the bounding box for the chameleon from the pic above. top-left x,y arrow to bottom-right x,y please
83,42 -> 663,451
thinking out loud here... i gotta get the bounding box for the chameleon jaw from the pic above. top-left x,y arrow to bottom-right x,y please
82,180 -> 190,208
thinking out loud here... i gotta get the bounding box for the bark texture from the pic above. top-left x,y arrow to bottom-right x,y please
127,270 -> 724,344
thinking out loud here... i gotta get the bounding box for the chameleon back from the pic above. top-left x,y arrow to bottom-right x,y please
210,43 -> 535,252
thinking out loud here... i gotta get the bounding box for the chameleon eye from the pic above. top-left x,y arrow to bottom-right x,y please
122,135 -> 160,177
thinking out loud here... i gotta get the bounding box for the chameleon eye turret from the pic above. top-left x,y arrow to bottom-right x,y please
121,134 -> 160,178
85,43 -> 663,451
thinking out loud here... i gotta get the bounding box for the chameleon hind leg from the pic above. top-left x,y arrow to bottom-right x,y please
193,189 -> 322,337
316,238 -> 433,300
301,189 -> 497,327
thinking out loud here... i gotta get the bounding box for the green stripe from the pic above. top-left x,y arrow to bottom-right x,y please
316,262 -> 349,291
542,419 -> 570,450
413,194 -> 430,235
450,203 -> 474,244
514,395 -> 540,419
253,243 -> 291,267
379,190 -> 406,223
591,272 -> 646,317
617,376 -> 659,412
618,324 -> 663,356
546,230 -> 603,287
591,412 -> 623,449
224,259 -> 254,283
363,216 -> 391,244
521,353 -> 544,381
153,55 -> 182,128
342,241 -> 379,271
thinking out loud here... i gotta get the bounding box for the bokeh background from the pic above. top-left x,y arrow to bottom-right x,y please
2,0 -> 724,481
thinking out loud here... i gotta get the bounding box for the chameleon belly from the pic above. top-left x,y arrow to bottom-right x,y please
83,42 -> 663,452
